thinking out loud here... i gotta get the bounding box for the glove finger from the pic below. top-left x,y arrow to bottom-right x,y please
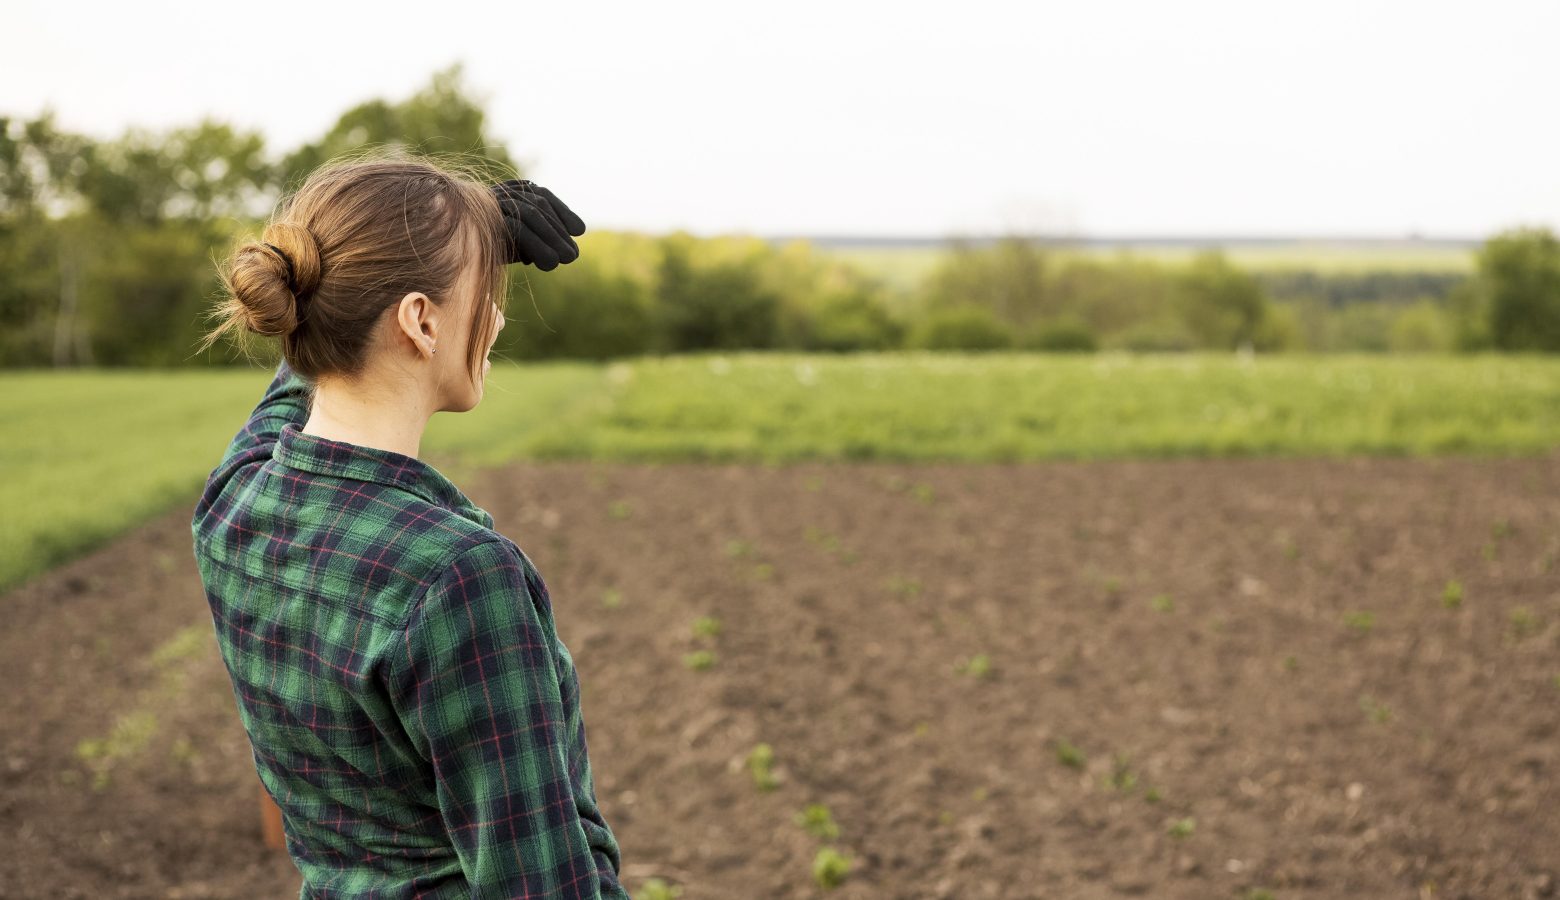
527,184 -> 587,236
491,178 -> 532,205
493,179 -> 584,238
519,200 -> 579,264
515,223 -> 561,270
496,206 -> 529,265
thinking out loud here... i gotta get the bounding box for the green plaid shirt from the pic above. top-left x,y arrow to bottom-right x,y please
190,360 -> 629,899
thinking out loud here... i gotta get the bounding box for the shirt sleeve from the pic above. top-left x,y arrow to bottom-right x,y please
386,539 -> 621,899
218,356 -> 313,469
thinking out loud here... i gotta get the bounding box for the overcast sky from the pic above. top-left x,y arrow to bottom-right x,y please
7,0 -> 1558,239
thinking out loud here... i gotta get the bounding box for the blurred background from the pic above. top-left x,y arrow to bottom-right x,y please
4,2 -> 1559,898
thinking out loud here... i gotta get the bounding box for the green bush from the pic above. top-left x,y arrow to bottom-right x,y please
1479,227 -> 1560,351
1388,300 -> 1456,353
1021,316 -> 1097,353
1173,250 -> 1271,349
1112,317 -> 1199,352
502,261 -> 654,360
801,289 -> 905,352
907,305 -> 1014,350
654,241 -> 781,352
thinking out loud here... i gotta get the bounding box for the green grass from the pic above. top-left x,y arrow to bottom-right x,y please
0,363 -> 600,594
4,352 -> 1558,594
515,352 -> 1560,462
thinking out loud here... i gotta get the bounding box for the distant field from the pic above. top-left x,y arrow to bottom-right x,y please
3,351 -> 1555,593
823,242 -> 1476,292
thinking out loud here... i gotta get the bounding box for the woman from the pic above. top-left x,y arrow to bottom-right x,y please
189,153 -> 629,899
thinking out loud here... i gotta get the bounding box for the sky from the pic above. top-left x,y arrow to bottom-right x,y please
7,0 -> 1559,239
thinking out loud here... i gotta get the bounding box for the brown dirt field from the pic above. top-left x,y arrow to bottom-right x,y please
4,456 -> 1559,900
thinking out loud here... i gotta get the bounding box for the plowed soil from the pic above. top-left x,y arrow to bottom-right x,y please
4,456 -> 1558,899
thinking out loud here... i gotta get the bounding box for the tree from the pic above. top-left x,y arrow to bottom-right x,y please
1479,226 -> 1560,352
653,238 -> 781,352
1173,250 -> 1270,350
922,236 -> 1051,327
277,63 -> 519,190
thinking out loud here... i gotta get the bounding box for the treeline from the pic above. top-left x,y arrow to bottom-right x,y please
4,65 -> 1559,366
501,232 -> 1545,358
0,64 -> 517,367
1253,269 -> 1467,307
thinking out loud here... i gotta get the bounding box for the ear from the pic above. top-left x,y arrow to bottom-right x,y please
394,292 -> 440,360
393,287 -> 443,358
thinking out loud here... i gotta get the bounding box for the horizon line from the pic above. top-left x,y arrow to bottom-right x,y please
750,232 -> 1485,248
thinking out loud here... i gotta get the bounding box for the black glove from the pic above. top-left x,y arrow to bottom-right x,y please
490,179 -> 587,270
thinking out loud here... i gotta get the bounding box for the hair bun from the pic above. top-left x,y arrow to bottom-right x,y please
231,223 -> 323,337
262,222 -> 323,299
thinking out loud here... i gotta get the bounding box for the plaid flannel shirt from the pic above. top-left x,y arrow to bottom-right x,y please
189,359 -> 629,899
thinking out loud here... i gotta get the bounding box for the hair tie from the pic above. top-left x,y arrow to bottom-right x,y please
262,242 -> 300,296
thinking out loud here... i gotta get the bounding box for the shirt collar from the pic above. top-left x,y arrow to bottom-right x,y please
272,422 -> 493,528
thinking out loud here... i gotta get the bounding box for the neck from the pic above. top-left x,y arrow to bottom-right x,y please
302,376 -> 434,459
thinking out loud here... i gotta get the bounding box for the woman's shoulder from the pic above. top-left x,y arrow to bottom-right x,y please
403,530 -> 557,636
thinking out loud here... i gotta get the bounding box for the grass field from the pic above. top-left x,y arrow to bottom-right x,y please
3,351 -> 1557,593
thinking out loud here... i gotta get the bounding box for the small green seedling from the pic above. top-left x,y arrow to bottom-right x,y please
804,475 -> 823,492
601,587 -> 623,609
1150,594 -> 1174,613
752,562 -> 774,580
812,847 -> 852,889
1246,889 -> 1276,900
1359,694 -> 1392,724
1282,655 -> 1299,672
911,483 -> 935,504
1104,754 -> 1137,792
682,650 -> 716,671
636,877 -> 683,900
886,576 -> 922,598
1143,787 -> 1162,804
608,500 -> 632,520
724,539 -> 755,559
1053,738 -> 1085,770
1441,579 -> 1463,609
955,653 -> 993,679
1101,575 -> 1122,595
691,615 -> 721,639
75,710 -> 159,792
746,743 -> 780,792
1509,607 -> 1540,640
169,736 -> 197,765
150,625 -> 207,667
1167,817 -> 1196,840
1343,611 -> 1375,633
795,803 -> 840,840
